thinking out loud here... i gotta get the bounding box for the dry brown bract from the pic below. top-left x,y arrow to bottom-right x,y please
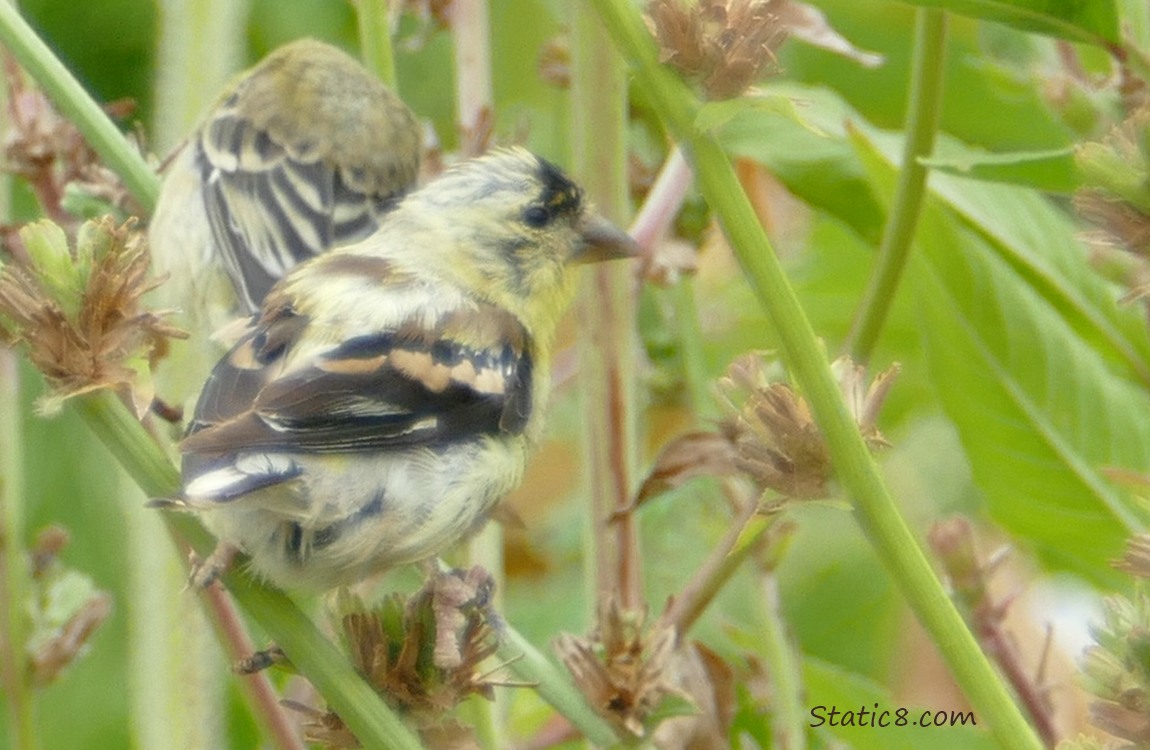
556,599 -> 736,747
556,600 -> 680,738
299,568 -> 501,749
0,217 -> 185,416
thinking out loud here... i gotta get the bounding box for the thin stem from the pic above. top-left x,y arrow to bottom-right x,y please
0,350 -> 37,750
670,279 -> 712,420
628,146 -> 692,251
202,584 -> 307,750
571,5 -> 642,614
0,20 -> 35,743
844,9 -> 948,363
355,0 -> 399,91
756,571 -> 806,750
929,518 -> 1058,746
495,623 -> 618,747
585,3 -> 1045,749
662,499 -> 770,638
0,2 -> 159,212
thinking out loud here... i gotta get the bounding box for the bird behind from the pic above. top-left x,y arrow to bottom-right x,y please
149,38 -> 422,408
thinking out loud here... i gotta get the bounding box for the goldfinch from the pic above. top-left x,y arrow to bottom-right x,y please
172,148 -> 638,590
149,36 -> 422,328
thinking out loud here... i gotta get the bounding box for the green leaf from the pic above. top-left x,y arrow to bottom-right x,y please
849,125 -> 1150,582
892,0 -> 1119,45
911,206 -> 1150,581
921,145 -> 1080,193
862,126 -> 1150,386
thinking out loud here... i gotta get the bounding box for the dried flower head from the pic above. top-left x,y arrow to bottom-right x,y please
1074,107 -> 1150,304
1079,591 -> 1150,744
299,568 -> 501,748
715,353 -> 897,500
556,600 -> 682,738
646,0 -> 787,99
0,217 -> 186,417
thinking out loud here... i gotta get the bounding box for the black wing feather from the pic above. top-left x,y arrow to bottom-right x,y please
181,306 -> 534,458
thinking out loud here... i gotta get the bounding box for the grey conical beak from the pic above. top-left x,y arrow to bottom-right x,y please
571,214 -> 641,264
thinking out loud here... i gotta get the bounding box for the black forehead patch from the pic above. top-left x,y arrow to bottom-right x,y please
536,157 -> 583,216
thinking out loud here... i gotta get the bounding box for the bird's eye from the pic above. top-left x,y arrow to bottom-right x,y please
523,205 -> 551,228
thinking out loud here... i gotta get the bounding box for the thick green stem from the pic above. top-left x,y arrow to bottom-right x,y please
585,3 -> 1044,749
0,353 -> 37,750
355,0 -> 398,91
71,391 -> 424,750
845,9 -> 948,363
571,5 -> 642,615
0,3 -> 159,212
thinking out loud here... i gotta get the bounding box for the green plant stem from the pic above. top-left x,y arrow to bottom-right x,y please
0,2 -> 159,212
670,278 -> 712,420
355,0 -> 398,90
0,352 -> 36,750
571,5 -> 642,614
755,571 -> 805,750
586,3 -> 1044,749
496,623 -> 618,747
0,25 -> 35,745
845,9 -> 948,363
71,391 -> 424,750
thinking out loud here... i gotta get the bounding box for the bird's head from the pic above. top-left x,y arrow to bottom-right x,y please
393,147 -> 639,337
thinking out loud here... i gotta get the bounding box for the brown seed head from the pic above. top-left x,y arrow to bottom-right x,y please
0,217 -> 186,417
715,353 -> 897,500
646,0 -> 787,100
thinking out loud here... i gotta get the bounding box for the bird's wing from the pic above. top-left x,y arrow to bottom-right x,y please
195,104 -> 400,312
181,287 -> 534,459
